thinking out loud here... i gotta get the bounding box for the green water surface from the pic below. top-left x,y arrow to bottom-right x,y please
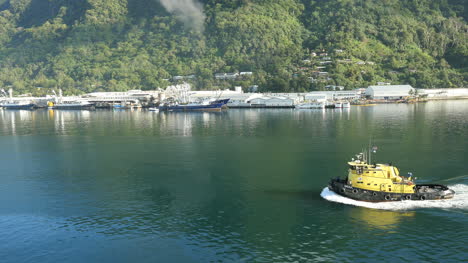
0,101 -> 467,262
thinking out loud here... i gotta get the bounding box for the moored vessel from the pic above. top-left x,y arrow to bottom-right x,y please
48,100 -> 94,110
0,100 -> 36,110
328,148 -> 455,202
0,88 -> 35,109
159,99 -> 229,111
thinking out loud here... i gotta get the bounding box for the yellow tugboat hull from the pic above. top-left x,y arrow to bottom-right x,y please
329,178 -> 455,202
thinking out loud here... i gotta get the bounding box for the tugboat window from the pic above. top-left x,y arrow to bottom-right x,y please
357,166 -> 363,174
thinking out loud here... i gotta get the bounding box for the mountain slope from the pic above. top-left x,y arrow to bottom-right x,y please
0,0 -> 466,94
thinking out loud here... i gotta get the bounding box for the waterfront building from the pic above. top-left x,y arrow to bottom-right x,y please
304,93 -> 328,102
83,90 -> 159,105
365,85 -> 414,100
188,89 -> 244,100
304,90 -> 360,101
418,88 -> 468,99
332,90 -> 361,100
224,93 -> 263,107
248,96 -> 294,107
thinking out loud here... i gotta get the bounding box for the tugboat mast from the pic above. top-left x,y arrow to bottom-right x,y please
368,140 -> 372,165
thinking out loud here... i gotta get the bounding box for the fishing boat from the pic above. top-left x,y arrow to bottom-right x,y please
342,101 -> 351,108
0,100 -> 36,110
159,99 -> 229,111
212,99 -> 230,109
295,102 -> 325,109
0,88 -> 35,109
334,102 -> 343,108
328,147 -> 455,202
148,107 -> 159,112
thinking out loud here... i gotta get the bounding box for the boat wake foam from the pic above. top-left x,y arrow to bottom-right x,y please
320,184 -> 468,211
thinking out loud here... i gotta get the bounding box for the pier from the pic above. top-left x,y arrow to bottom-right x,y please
1,85 -> 468,110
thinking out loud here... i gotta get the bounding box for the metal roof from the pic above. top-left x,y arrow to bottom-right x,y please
366,85 -> 414,95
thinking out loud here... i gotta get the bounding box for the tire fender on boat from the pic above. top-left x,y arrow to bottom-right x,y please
385,195 -> 391,201
420,195 -> 426,201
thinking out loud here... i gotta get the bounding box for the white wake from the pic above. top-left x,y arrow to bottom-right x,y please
321,184 -> 468,211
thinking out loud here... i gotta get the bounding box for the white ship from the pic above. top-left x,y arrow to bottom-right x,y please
49,100 -> 94,109
48,89 -> 94,109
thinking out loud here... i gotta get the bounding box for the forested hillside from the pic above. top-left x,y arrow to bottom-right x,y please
0,0 -> 466,95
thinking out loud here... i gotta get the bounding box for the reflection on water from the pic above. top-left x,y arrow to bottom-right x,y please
0,101 -> 467,262
1,101 -> 466,138
349,207 -> 415,231
0,109 -> 33,135
0,107 -> 358,137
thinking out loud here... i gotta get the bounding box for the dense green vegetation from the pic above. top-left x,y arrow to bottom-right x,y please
0,0 -> 466,95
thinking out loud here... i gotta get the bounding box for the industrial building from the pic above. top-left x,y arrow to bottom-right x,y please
418,88 -> 468,99
304,90 -> 360,101
304,93 -> 328,102
248,97 -> 295,108
83,90 -> 158,103
365,85 -> 414,100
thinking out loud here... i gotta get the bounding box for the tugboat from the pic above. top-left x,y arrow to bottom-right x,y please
328,147 -> 455,202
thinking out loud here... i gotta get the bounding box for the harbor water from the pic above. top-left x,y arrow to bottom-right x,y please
0,101 -> 467,262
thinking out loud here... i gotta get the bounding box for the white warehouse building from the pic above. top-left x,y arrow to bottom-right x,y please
304,90 -> 360,101
418,88 -> 468,99
304,93 -> 328,102
365,85 -> 414,100
249,96 -> 294,107
330,90 -> 360,100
